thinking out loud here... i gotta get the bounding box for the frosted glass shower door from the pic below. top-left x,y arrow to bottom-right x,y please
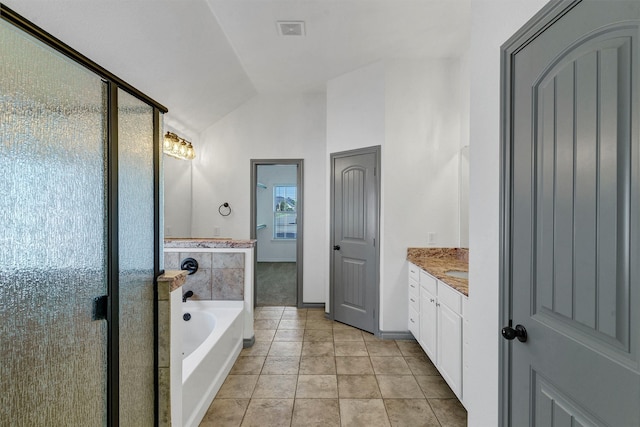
118,89 -> 156,424
0,20 -> 108,426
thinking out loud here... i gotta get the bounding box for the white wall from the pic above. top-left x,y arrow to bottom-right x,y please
325,62 -> 386,311
191,93 -> 327,303
467,1 -> 547,425
256,164 -> 297,262
326,59 -> 464,331
383,59 -> 464,331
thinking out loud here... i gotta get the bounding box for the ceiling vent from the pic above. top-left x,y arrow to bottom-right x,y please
277,21 -> 305,36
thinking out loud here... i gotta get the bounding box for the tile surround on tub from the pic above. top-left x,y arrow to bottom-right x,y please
164,252 -> 245,301
213,269 -> 245,300
213,252 -> 244,269
183,268 -> 213,300
182,252 -> 213,269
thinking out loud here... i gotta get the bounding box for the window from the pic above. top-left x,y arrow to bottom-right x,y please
273,185 -> 296,239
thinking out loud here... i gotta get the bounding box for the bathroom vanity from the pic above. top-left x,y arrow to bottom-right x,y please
407,248 -> 469,407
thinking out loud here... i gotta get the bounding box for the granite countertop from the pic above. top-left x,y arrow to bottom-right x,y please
164,238 -> 257,249
407,248 -> 469,296
157,270 -> 188,292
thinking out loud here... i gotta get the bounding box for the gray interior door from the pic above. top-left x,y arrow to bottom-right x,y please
504,1 -> 640,425
332,147 -> 379,333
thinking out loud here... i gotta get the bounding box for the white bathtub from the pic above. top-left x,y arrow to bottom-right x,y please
181,300 -> 243,427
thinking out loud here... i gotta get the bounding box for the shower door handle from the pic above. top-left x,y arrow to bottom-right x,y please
93,295 -> 108,320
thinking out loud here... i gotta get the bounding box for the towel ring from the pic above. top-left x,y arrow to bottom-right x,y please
218,202 -> 231,216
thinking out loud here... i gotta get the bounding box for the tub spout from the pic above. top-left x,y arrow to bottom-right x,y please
183,290 -> 194,303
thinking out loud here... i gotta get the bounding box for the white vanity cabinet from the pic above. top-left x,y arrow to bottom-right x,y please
408,262 -> 467,404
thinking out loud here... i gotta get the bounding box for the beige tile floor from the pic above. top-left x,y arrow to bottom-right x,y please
200,307 -> 467,427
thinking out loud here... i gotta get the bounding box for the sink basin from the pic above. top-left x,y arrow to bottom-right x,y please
445,270 -> 469,279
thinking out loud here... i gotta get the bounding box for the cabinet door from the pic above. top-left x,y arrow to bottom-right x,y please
462,297 -> 469,408
438,303 -> 462,398
420,287 -> 437,362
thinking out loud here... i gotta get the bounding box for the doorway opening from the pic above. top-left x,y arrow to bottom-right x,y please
250,159 -> 303,307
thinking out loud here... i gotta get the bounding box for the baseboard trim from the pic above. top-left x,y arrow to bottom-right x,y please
378,330 -> 416,341
300,303 -> 325,309
243,336 -> 255,348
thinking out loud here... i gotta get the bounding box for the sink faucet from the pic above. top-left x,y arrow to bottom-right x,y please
182,290 -> 194,303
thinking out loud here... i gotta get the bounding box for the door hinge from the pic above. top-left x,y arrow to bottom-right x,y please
373,238 -> 376,247
93,295 -> 108,320
374,167 -> 377,176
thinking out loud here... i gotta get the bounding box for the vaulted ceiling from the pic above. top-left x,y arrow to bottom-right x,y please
3,0 -> 470,137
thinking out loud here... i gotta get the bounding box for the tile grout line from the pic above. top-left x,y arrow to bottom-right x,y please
366,344 -> 391,425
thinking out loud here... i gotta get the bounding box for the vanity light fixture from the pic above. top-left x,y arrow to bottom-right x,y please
163,131 -> 196,160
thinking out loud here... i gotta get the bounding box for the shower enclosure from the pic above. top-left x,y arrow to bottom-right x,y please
0,5 -> 165,425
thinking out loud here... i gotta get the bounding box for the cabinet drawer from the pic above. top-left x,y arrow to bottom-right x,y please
420,270 -> 437,295
409,278 -> 419,298
438,281 -> 462,315
408,262 -> 420,282
408,292 -> 419,312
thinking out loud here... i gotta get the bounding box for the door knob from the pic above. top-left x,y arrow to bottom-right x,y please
501,324 -> 527,342
333,245 -> 341,250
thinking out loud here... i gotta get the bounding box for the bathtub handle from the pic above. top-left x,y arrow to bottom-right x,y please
181,258 -> 199,275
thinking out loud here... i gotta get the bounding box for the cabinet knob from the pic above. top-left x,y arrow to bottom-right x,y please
430,298 -> 435,303
410,318 -> 415,323
410,298 -> 415,302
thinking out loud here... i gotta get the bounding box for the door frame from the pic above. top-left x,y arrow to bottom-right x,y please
499,1 -> 582,425
250,159 -> 304,308
1,5 -> 167,425
329,145 -> 381,335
